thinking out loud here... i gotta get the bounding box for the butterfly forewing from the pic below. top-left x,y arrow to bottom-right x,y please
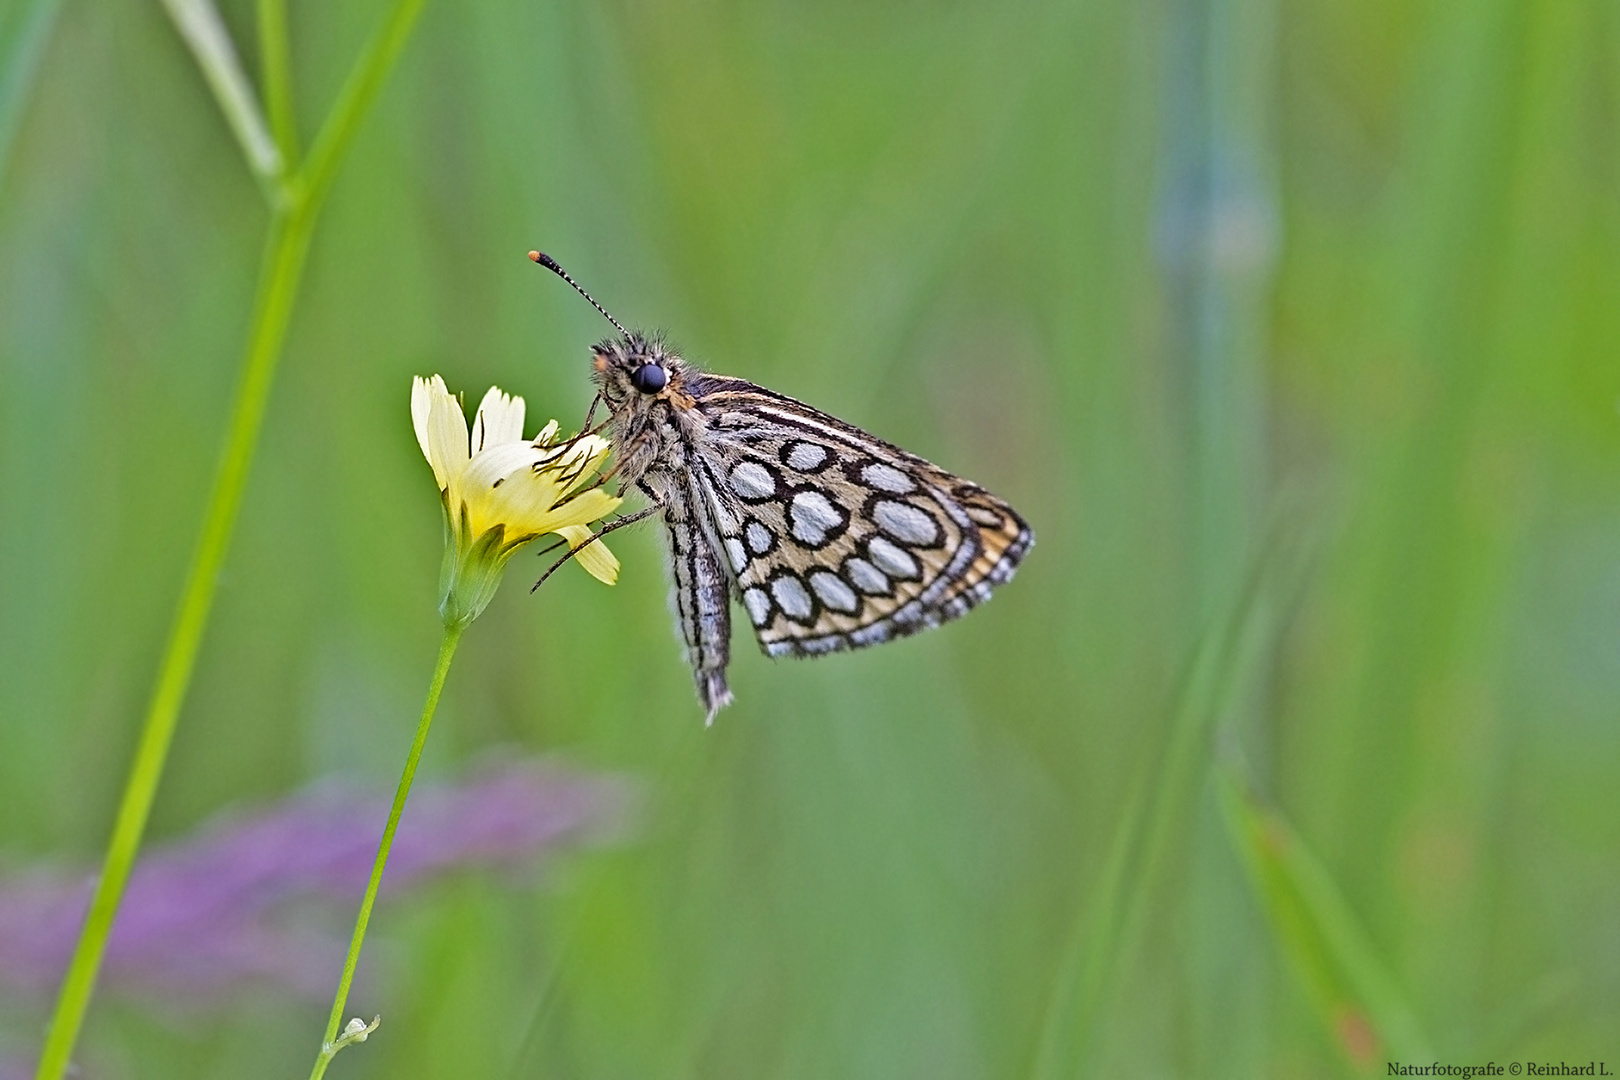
685,377 -> 1033,657
531,252 -> 1034,722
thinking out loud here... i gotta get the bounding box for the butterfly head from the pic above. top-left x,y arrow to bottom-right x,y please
527,251 -> 699,425
591,333 -> 693,410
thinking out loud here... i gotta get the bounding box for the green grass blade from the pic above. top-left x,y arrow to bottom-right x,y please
158,0 -> 284,189
31,209 -> 315,1080
297,0 -> 427,211
1217,767 -> 1434,1066
256,0 -> 300,168
1028,522 -> 1304,1079
31,2 -> 431,1068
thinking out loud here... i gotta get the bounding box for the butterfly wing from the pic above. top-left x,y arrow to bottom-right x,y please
660,480 -> 735,721
684,375 -> 1034,657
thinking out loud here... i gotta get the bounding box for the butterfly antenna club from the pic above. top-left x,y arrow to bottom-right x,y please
528,251 -> 631,338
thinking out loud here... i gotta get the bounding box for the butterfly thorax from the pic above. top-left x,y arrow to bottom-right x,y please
591,333 -> 707,489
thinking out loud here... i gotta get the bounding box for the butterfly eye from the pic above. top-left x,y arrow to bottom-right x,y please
631,363 -> 668,394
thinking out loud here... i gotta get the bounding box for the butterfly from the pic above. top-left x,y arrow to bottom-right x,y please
530,252 -> 1033,723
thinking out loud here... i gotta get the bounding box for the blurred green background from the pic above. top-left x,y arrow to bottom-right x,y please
2,0 -> 1618,1076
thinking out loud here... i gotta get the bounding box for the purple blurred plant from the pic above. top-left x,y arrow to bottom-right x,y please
0,759 -> 626,1003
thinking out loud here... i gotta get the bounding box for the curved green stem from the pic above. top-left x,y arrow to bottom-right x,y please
298,0 -> 426,211
257,0 -> 299,167
32,207 -> 314,1080
308,623 -> 465,1080
33,0 -> 428,1073
159,0 -> 283,188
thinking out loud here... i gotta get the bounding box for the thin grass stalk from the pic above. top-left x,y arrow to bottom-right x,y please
32,0 -> 428,1072
158,0 -> 283,191
1216,766 -> 1433,1063
256,0 -> 298,166
297,0 -> 426,210
1028,507 -> 1313,1079
33,206 -> 314,1080
1027,557 -> 1264,1080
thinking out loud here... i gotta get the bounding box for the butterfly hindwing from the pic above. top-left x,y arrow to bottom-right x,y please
684,377 -> 1033,657
536,263 -> 1036,721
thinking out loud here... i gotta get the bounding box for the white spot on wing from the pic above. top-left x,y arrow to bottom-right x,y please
786,441 -> 829,471
861,462 -> 915,493
873,500 -> 940,546
724,537 -> 749,574
844,557 -> 890,595
867,536 -> 920,580
743,587 -> 772,627
745,520 -> 774,555
729,461 -> 776,500
789,490 -> 844,546
771,575 -> 814,620
965,504 -> 1004,528
809,570 -> 858,613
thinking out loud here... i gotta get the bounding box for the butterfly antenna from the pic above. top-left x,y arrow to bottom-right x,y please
528,251 -> 631,338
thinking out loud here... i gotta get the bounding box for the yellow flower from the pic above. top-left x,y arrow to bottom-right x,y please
412,375 -> 622,627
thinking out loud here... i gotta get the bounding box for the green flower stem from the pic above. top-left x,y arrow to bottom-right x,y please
308,622 -> 465,1080
34,1 -> 427,1073
32,207 -> 314,1080
256,0 -> 298,167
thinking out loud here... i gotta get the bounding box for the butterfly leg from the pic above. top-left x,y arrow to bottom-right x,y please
529,502 -> 665,591
663,502 -> 734,725
545,394 -> 610,461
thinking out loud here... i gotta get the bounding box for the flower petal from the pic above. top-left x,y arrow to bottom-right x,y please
485,469 -> 623,537
534,487 -> 625,532
411,376 -> 437,462
415,375 -> 471,491
460,442 -> 561,538
473,386 -> 526,452
556,524 -> 621,585
534,419 -> 560,446
544,435 -> 616,498
462,441 -> 547,490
